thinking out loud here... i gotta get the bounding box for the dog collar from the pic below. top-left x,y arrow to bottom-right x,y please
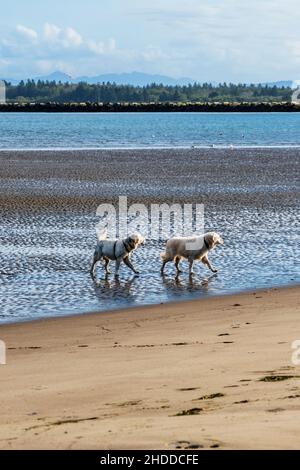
123,240 -> 132,253
113,240 -> 118,259
204,237 -> 210,250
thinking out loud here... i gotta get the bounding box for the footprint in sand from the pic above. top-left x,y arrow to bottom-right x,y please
173,408 -> 202,416
259,375 -> 299,382
283,394 -> 300,399
177,387 -> 200,391
170,440 -> 203,449
170,440 -> 221,449
117,400 -> 142,407
193,392 -> 225,401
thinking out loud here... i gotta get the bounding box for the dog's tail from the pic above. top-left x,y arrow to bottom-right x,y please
160,251 -> 168,261
96,227 -> 108,241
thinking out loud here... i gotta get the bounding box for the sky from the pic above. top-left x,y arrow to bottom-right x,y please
0,0 -> 300,82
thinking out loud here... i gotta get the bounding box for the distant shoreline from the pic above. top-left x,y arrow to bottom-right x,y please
2,144 -> 300,151
1,102 -> 300,112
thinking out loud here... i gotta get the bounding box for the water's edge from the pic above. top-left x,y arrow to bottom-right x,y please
1,282 -> 298,327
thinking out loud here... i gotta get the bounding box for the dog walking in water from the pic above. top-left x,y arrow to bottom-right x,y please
160,232 -> 224,275
91,230 -> 145,279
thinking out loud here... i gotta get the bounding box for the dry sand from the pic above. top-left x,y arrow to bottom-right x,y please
0,285 -> 299,450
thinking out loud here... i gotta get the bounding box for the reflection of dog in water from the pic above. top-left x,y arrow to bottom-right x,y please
93,273 -> 138,299
162,272 -> 218,291
91,230 -> 145,279
160,232 -> 224,276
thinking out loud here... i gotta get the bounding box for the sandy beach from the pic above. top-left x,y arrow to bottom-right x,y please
0,147 -> 299,449
0,285 -> 299,450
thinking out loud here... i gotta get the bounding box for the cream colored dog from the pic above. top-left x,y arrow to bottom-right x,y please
161,232 -> 224,275
91,231 -> 145,278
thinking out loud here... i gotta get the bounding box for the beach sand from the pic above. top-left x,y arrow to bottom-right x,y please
0,285 -> 299,450
0,147 -> 299,210
0,147 -> 299,448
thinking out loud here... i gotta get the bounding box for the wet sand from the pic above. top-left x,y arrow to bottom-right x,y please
0,147 -> 299,209
0,285 -> 299,450
0,147 -> 299,322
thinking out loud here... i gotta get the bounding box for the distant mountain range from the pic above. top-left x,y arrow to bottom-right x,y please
2,71 -> 299,88
5,71 -> 196,86
262,80 -> 294,88
76,72 -> 196,86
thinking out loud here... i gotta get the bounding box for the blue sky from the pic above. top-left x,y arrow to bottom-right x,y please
1,0 -> 300,82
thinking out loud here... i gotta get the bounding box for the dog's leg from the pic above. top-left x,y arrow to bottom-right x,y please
115,258 -> 121,277
104,257 -> 111,274
90,261 -> 97,278
174,256 -> 182,274
188,258 -> 195,275
90,253 -> 99,278
161,258 -> 172,274
123,256 -> 139,274
202,255 -> 218,273
91,244 -> 103,278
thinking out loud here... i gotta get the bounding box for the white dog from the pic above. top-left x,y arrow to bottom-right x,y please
160,232 -> 224,275
91,231 -> 145,278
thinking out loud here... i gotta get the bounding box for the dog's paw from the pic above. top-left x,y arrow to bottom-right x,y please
212,268 -> 218,273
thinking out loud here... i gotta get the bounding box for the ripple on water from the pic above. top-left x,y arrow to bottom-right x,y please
0,206 -> 299,323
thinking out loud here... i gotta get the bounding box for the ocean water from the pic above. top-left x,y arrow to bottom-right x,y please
1,112 -> 300,149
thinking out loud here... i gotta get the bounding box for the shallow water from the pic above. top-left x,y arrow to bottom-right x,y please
0,206 -> 299,324
2,112 -> 300,149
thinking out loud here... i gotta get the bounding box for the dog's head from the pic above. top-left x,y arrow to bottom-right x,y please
127,232 -> 145,249
205,232 -> 224,249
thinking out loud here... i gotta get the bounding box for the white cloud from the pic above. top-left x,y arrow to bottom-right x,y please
44,23 -> 83,48
43,23 -> 116,54
63,27 -> 83,47
16,24 -> 38,41
87,40 -> 105,55
44,23 -> 61,42
135,0 -> 300,81
142,45 -> 167,61
87,37 -> 116,55
4,2 -> 300,82
0,23 -> 123,78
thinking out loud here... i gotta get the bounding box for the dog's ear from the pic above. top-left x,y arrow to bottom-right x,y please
130,233 -> 145,246
213,233 -> 224,245
138,234 -> 145,245
204,233 -> 214,248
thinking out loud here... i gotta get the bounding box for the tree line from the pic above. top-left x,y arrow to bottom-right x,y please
4,80 -> 292,103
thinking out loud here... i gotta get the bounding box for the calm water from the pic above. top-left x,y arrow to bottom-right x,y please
1,112 -> 300,149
